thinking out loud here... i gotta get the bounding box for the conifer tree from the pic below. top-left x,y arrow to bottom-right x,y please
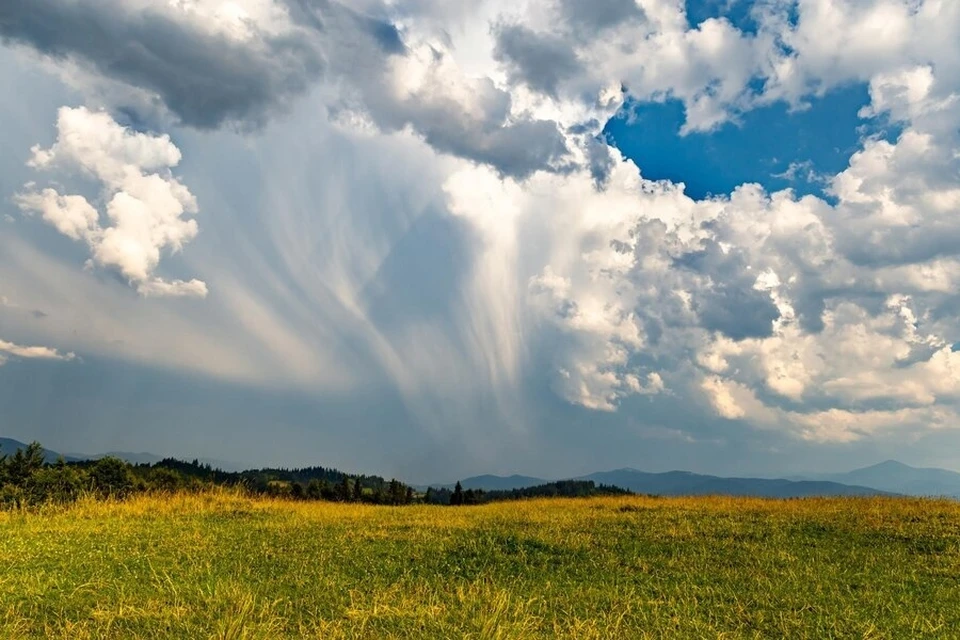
291,481 -> 305,500
452,481 -> 464,506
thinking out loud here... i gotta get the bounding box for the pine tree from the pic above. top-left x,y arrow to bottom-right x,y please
388,479 -> 403,505
306,479 -> 323,499
291,481 -> 305,500
452,481 -> 464,506
7,442 -> 46,488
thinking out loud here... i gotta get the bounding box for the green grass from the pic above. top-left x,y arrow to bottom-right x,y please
2,491 -> 959,638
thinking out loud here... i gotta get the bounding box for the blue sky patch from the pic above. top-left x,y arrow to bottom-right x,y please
686,0 -> 759,34
603,83 -> 901,201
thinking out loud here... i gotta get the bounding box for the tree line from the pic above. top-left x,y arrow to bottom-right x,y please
425,480 -> 632,505
0,441 -> 420,508
1,441 -> 630,509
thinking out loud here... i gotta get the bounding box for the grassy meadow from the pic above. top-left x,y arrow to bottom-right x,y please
1,491 -> 959,639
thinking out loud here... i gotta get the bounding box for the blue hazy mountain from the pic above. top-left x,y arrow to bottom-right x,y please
2,436 -> 245,471
66,450 -> 247,472
796,461 -> 960,498
432,469 -> 889,497
579,469 -> 889,498
0,437 -> 79,463
420,474 -> 548,492
458,474 -> 548,491
68,450 -> 165,465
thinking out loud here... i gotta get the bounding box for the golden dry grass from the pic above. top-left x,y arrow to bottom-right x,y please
2,490 -> 959,638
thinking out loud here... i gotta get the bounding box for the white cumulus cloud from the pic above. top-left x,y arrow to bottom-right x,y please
15,106 -> 207,298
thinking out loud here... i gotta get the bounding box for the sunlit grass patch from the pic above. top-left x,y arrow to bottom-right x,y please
2,492 -> 959,638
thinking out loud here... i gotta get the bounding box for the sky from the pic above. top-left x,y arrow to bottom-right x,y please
2,0 -> 960,482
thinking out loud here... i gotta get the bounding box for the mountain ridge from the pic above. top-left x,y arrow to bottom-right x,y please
431,466 -> 909,498
5,435 -> 958,498
0,437 -> 79,464
65,450 -> 247,471
793,460 -> 960,497
578,468 -> 889,498
1,437 -> 245,472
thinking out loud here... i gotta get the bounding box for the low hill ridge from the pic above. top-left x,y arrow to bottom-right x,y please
430,467 -> 893,498
803,460 -> 960,497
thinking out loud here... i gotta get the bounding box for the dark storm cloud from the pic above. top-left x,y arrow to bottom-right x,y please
0,0 -> 329,129
839,221 -> 960,268
427,117 -> 568,179
558,0 -> 646,34
359,66 -> 569,179
586,137 -> 616,188
0,0 -> 567,177
674,240 -> 781,340
494,24 -> 582,97
0,0 -> 408,130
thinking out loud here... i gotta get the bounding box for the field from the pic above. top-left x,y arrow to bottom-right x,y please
1,492 -> 959,639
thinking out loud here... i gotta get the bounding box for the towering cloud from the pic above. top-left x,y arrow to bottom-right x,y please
15,107 -> 207,298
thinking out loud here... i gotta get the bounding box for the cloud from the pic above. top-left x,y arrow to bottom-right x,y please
3,0 -> 960,470
438,46 -> 960,442
15,106 -> 207,297
341,39 -> 571,178
0,0 -> 323,129
772,160 -> 824,184
0,338 -> 75,364
557,0 -> 646,35
672,239 -> 781,340
469,0 -> 960,138
494,24 -> 583,97
0,0 -> 570,178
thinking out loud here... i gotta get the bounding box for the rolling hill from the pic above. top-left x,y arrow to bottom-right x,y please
0,437 -> 78,464
579,468 -> 889,498
1,437 -> 245,471
431,468 -> 890,498
67,450 -> 246,472
798,460 -> 960,498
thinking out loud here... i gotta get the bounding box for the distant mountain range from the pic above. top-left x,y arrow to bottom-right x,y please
790,460 -> 960,498
66,450 -> 166,465
431,469 -> 886,498
0,437 -> 245,472
5,435 -> 960,498
432,461 -> 960,499
578,469 -> 887,498
458,474 -> 548,491
0,437 -> 80,464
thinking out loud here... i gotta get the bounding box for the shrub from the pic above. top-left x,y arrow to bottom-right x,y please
89,457 -> 136,498
26,462 -> 84,505
149,467 -> 184,493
